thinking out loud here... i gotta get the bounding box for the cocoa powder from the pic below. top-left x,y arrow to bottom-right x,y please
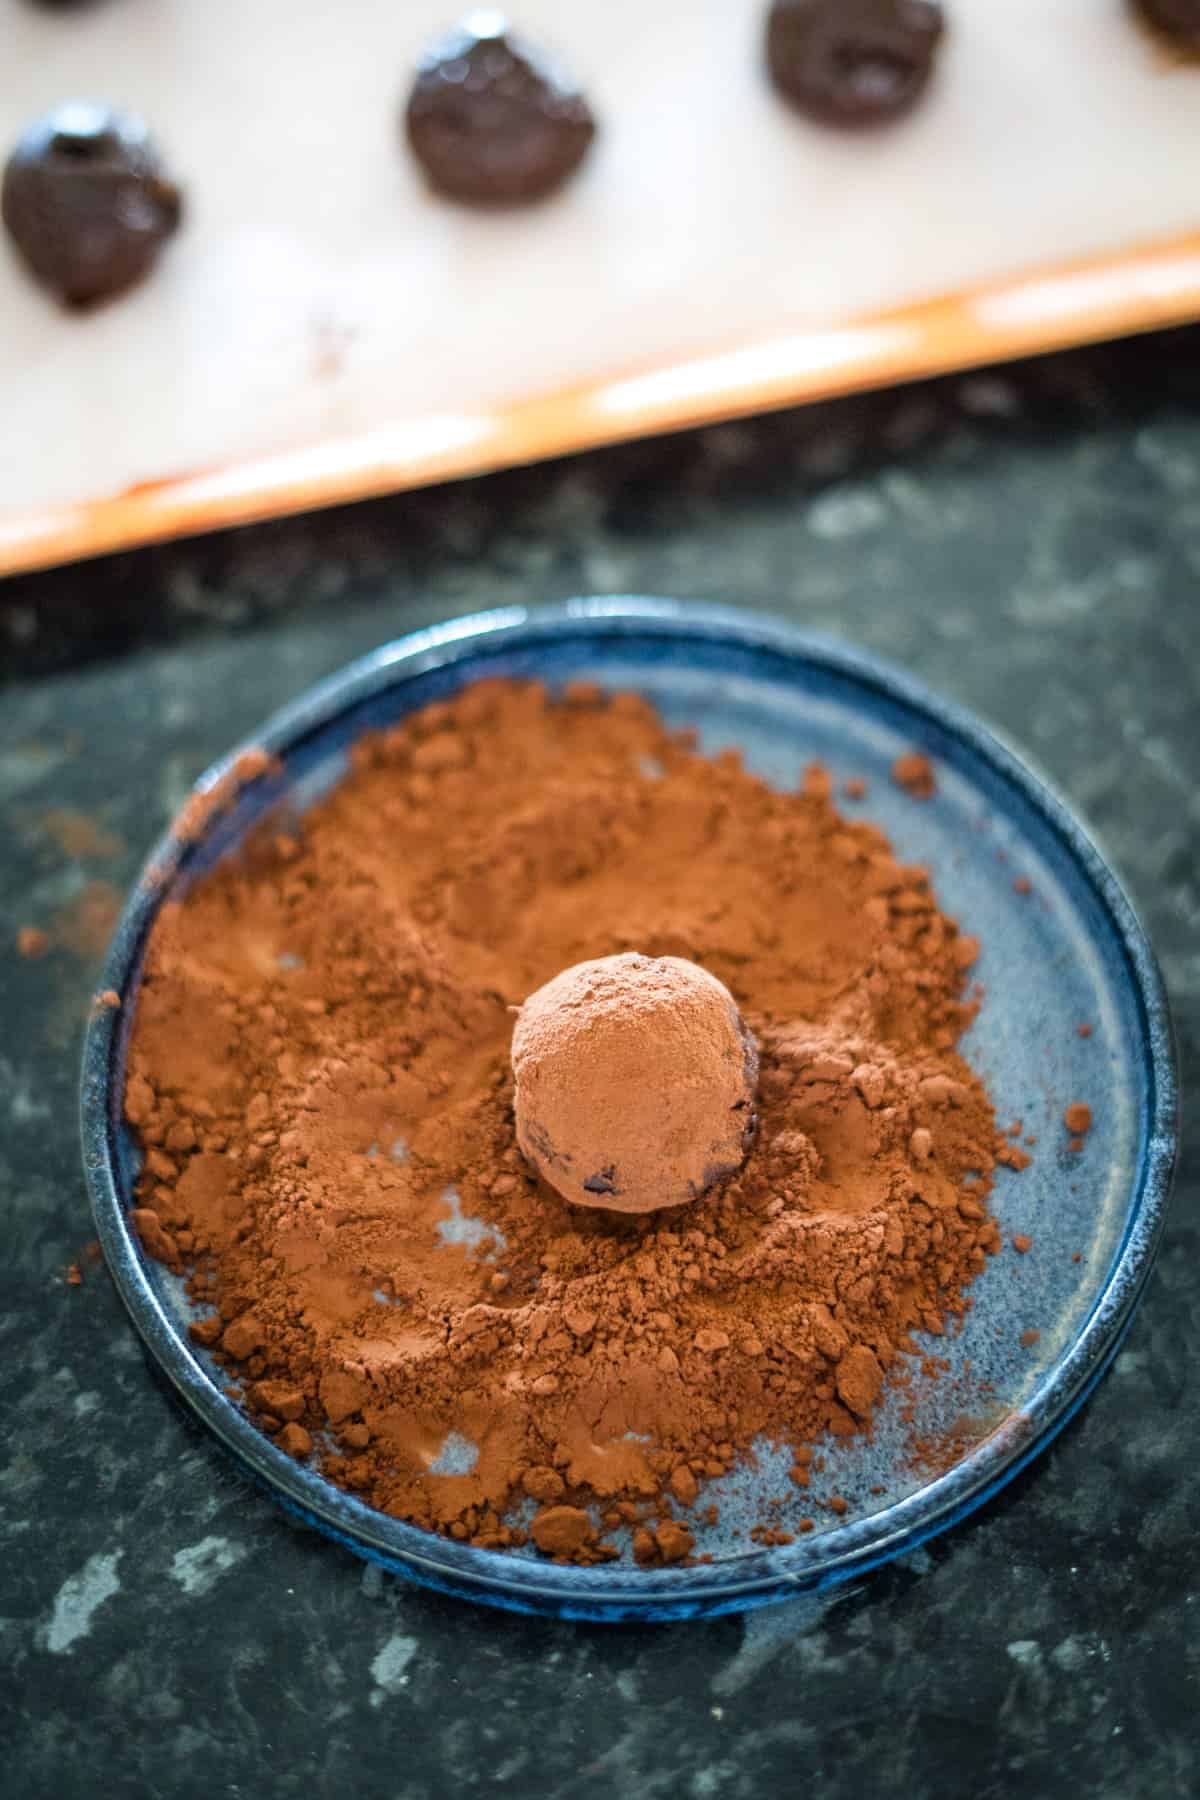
126,677 -> 1019,1563
16,925 -> 49,959
40,808 -> 124,862
891,750 -> 937,799
1064,1102 -> 1093,1137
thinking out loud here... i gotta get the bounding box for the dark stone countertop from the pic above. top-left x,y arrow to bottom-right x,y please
1,330 -> 1196,1800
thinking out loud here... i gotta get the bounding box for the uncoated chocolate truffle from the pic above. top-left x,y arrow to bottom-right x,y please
766,0 -> 945,128
1133,0 -> 1200,49
511,953 -> 759,1215
404,12 -> 596,205
2,102 -> 182,306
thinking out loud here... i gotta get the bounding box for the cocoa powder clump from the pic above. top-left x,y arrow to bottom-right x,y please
891,751 -> 937,799
126,677 -> 1019,1561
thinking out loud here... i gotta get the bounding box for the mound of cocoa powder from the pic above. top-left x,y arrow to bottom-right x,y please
126,677 -> 1021,1565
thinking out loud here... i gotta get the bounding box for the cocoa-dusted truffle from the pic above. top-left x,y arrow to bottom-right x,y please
511,953 -> 759,1214
404,12 -> 596,205
2,102 -> 182,306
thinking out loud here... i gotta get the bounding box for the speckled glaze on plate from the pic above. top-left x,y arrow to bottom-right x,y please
80,600 -> 1178,1622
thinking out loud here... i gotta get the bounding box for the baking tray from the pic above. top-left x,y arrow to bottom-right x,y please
4,0 -> 1200,575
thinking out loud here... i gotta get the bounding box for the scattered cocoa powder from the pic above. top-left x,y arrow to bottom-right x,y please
92,989 -> 122,1013
907,1399 -> 1009,1477
996,1141 -> 1032,1172
1077,1023 -> 1093,1039
1064,1102 -> 1093,1137
16,925 -> 49,959
41,808 -> 124,861
65,1239 -> 103,1288
891,751 -> 937,799
126,678 -> 1021,1563
750,1524 -> 793,1547
843,777 -> 867,801
1011,1234 -> 1033,1254
1019,1328 -> 1040,1348
1012,875 -> 1032,896
53,880 -> 120,960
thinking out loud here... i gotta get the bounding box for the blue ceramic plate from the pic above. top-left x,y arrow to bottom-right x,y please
81,601 -> 1178,1622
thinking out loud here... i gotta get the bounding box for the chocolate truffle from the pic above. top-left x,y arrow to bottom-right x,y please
1133,0 -> 1200,47
404,12 -> 596,205
766,0 -> 945,127
511,953 -> 759,1215
2,102 -> 182,306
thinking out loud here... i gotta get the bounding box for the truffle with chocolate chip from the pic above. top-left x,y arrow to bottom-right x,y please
511,952 -> 759,1215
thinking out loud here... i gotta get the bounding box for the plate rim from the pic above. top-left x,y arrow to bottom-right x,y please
79,598 -> 1180,1620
